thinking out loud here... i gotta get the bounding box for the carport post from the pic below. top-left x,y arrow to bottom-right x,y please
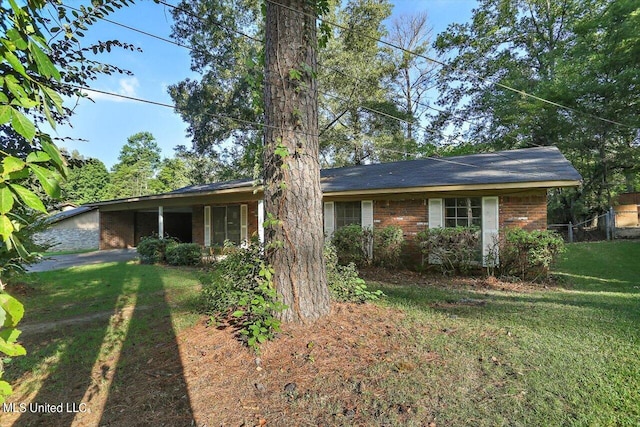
158,206 -> 164,239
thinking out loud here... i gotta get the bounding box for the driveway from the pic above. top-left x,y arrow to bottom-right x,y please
27,249 -> 139,272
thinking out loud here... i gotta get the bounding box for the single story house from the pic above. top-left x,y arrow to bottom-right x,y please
88,146 -> 581,264
34,205 -> 100,251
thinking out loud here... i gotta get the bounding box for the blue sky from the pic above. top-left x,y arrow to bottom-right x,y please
52,0 -> 477,169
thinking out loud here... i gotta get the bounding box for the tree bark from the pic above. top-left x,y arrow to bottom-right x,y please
263,0 -> 331,323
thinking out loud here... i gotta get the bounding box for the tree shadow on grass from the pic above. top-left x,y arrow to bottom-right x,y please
4,263 -> 195,426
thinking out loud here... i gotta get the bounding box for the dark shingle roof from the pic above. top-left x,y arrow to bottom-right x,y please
319,146 -> 581,192
90,147 -> 580,207
170,146 -> 580,195
47,206 -> 97,224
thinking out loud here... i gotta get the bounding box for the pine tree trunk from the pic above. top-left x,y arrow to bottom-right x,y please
263,0 -> 331,323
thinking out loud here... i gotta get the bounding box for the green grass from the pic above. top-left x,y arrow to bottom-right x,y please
40,248 -> 98,256
3,262 -> 202,411
365,240 -> 640,425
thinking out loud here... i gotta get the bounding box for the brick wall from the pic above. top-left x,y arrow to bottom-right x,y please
100,211 -> 135,249
373,199 -> 428,239
192,205 -> 204,246
135,212 -> 157,243
499,191 -> 548,231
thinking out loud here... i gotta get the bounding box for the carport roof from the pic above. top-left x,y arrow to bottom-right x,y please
89,146 -> 581,207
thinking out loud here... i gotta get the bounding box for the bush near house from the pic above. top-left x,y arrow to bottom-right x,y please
332,224 -> 405,268
373,225 -> 405,268
137,235 -> 202,266
417,226 -> 481,275
491,228 -> 565,281
165,243 -> 202,266
324,242 -> 384,303
331,224 -> 372,267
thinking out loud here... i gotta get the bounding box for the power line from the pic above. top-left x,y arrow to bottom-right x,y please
54,5 -> 566,179
62,2 -> 461,147
65,83 -> 562,179
263,0 -> 636,130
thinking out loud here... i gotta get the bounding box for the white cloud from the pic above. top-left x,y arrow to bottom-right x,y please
82,77 -> 140,103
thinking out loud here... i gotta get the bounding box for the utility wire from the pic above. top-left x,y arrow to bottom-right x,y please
57,4 -> 566,179
263,0 -> 636,130
66,83 -> 563,179
61,2 -> 460,146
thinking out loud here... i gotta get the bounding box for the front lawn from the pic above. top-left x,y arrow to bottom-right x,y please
2,241 -> 639,426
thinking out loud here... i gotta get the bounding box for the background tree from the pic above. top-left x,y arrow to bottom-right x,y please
434,0 -> 639,222
149,157 -> 190,193
107,132 -> 161,198
62,157 -> 110,205
387,11 -> 438,143
318,0 -> 406,165
168,0 -> 263,179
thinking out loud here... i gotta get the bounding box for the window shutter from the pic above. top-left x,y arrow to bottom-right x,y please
324,202 -> 335,238
428,199 -> 444,229
482,196 -> 499,267
361,200 -> 373,229
203,206 -> 211,247
361,200 -> 374,260
240,204 -> 248,242
257,199 -> 264,243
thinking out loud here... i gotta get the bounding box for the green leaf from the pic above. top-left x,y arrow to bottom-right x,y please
28,164 -> 61,198
0,380 -> 13,400
0,185 -> 14,215
0,328 -> 22,344
40,139 -> 66,172
2,156 -> 26,175
9,184 -> 47,213
10,109 -> 36,141
26,151 -> 51,163
2,49 -> 28,78
0,339 -> 26,357
0,294 -> 24,328
232,310 -> 245,317
0,214 -> 14,241
0,105 -> 11,125
42,86 -> 64,114
29,41 -> 61,80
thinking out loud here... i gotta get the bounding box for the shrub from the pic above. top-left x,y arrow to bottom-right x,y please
324,242 -> 384,303
165,243 -> 202,266
373,225 -> 405,268
331,224 -> 372,267
491,228 -> 565,281
136,235 -> 177,264
416,227 -> 481,275
199,242 -> 285,352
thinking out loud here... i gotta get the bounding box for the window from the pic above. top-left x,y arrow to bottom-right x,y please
335,201 -> 362,229
445,197 -> 482,228
212,206 -> 241,245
